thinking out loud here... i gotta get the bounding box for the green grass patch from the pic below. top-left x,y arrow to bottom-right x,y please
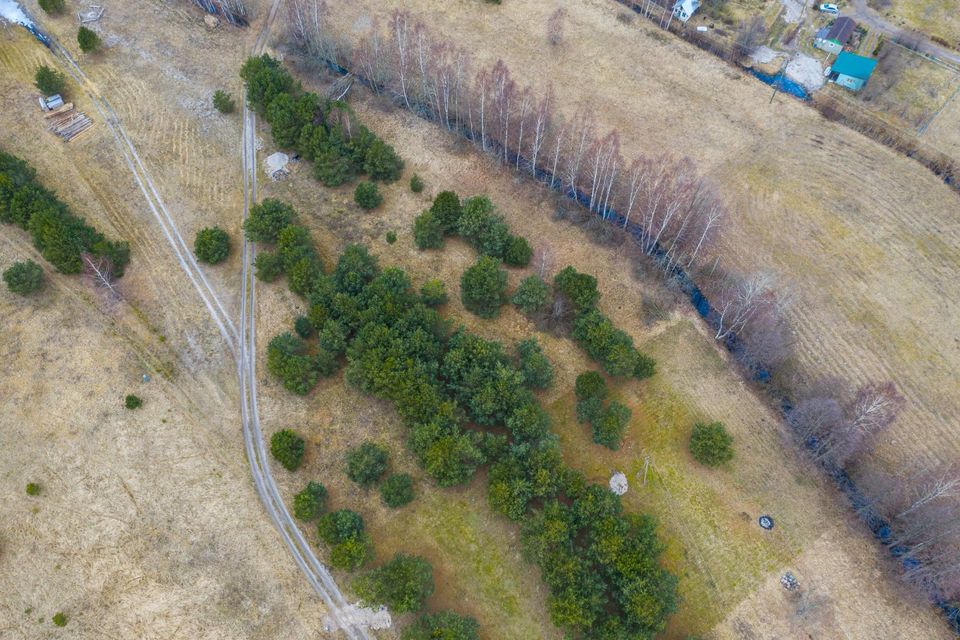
547,319 -> 812,635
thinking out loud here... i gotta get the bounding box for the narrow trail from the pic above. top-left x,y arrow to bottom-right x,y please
237,2 -> 373,637
33,0 -> 372,635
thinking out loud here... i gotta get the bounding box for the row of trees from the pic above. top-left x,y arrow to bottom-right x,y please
241,55 -> 403,188
0,151 -> 130,281
286,4 -> 724,273
255,215 -> 676,635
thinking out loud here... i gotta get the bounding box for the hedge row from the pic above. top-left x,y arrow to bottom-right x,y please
0,151 -> 129,276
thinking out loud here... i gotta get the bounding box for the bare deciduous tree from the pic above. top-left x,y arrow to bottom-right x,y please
82,253 -> 120,302
734,16 -> 767,60
847,381 -> 905,440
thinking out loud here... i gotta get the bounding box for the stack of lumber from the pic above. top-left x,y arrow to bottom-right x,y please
45,104 -> 93,142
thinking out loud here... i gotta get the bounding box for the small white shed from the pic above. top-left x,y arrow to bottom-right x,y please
672,0 -> 701,22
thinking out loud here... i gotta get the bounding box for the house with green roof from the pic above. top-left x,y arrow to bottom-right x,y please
830,52 -> 878,91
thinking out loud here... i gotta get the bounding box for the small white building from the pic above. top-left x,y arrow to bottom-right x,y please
673,0 -> 701,22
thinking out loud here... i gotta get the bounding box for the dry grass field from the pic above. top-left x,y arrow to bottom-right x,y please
322,0 -> 960,493
0,5 -> 331,638
882,0 -> 960,50
1,0 -> 957,638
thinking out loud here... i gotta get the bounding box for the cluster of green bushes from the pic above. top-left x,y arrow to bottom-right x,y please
413,191 -> 532,267
345,441 -> 416,508
574,371 -> 631,450
0,152 -> 130,277
513,265 -> 656,380
240,55 -> 403,188
260,235 -> 675,637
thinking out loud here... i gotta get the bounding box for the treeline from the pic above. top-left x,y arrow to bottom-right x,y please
289,4 -> 724,270
241,54 -> 403,188
249,197 -> 677,636
0,151 -> 129,277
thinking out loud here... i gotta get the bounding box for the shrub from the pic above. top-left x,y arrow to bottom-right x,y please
3,260 -> 43,295
239,54 -> 297,116
506,403 -> 551,443
460,256 -> 507,318
364,139 -> 404,182
213,90 -> 236,114
572,309 -> 654,379
318,509 -> 364,544
355,553 -> 434,614
516,338 -> 554,389
511,275 -> 550,315
386,230 -> 397,245
77,26 -> 101,53
554,266 -> 599,310
409,174 -> 424,193
413,210 -> 444,250
317,319 -> 347,355
313,148 -> 355,187
346,442 -> 389,487
293,481 -> 328,521
576,396 -> 602,424
504,236 -> 533,267
267,332 -> 323,395
430,191 -> 462,233
38,0 -> 66,14
420,279 -> 447,307
331,535 -> 373,571
294,315 -> 314,338
270,429 -> 305,471
254,251 -> 284,282
575,371 -> 607,401
354,182 -> 383,210
592,401 -> 631,450
52,612 -> 67,627
401,611 -> 480,640
193,227 -> 230,264
35,65 -> 66,97
25,483 -> 41,496
689,422 -> 734,467
457,196 -> 510,258
380,473 -> 414,508
124,394 -> 143,410
244,198 -> 298,243
333,244 -> 379,295
276,224 -> 318,271
288,257 -> 323,297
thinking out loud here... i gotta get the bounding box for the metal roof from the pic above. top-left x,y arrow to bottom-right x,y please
826,17 -> 856,44
832,51 -> 877,79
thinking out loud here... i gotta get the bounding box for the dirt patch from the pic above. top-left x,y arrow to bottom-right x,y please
786,52 -> 826,90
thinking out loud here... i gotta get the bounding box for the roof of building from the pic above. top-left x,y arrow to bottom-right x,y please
832,51 -> 877,79
825,17 -> 856,44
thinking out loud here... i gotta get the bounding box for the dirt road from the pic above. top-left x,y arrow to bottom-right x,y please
26,1 -> 371,635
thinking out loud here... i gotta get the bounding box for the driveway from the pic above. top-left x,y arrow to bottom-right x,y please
846,0 -> 960,66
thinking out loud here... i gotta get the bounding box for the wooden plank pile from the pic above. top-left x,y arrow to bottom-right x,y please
45,103 -> 93,142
